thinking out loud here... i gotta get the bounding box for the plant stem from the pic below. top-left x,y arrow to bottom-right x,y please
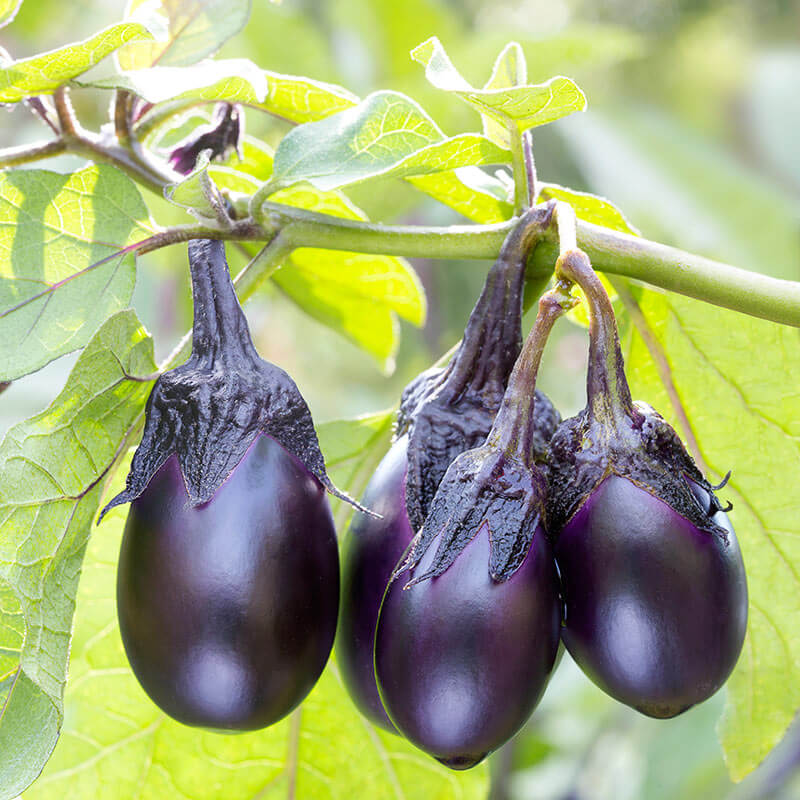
113,90 -> 134,148
53,86 -> 79,137
2,121 -> 800,328
556,249 -> 633,423
158,232 -> 293,370
491,289 -> 567,460
531,221 -> 800,329
0,138 -> 67,167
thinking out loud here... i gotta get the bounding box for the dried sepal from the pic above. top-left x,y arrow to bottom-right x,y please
398,443 -> 547,585
399,202 -> 559,533
545,249 -> 731,541
101,239 -> 365,519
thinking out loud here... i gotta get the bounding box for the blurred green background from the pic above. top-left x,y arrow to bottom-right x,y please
1,0 -> 799,798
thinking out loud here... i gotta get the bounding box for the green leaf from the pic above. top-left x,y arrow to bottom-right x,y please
481,42 -> 528,147
0,0 -> 22,30
77,57 -> 268,104
259,70 -> 358,124
23,463 -> 489,800
270,90 -> 508,192
0,166 -> 155,381
317,408 -> 395,531
411,36 -> 586,136
408,166 -> 512,223
0,311 -> 156,800
0,21 -> 155,102
269,185 -> 426,371
164,151 -> 225,221
118,0 -> 251,69
539,183 -> 638,235
622,291 -> 800,780
206,137 -> 274,193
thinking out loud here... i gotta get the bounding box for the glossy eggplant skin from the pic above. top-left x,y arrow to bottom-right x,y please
338,435 -> 412,730
555,474 -> 748,719
375,524 -> 561,769
117,433 -> 339,730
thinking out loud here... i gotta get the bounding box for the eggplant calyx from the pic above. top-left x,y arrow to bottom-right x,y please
101,239 -> 370,521
400,201 -> 557,533
395,444 -> 547,585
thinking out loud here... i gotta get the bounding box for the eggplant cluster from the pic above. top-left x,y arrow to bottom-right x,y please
339,226 -> 748,769
106,150 -> 746,762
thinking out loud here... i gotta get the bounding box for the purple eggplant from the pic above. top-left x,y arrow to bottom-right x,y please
374,249 -> 570,768
117,438 -> 338,729
555,474 -> 746,718
338,206 -> 560,731
546,249 -> 748,718
376,518 -> 559,768
338,435 -> 413,729
104,239 -> 359,729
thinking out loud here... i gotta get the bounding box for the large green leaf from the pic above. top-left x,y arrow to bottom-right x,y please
0,166 -> 155,381
0,311 -> 156,800
270,91 -> 508,192
118,0 -> 251,70
0,21 -> 155,102
268,184 -> 426,371
23,420 -> 488,800
78,58 -> 268,104
411,37 -> 586,138
623,291 -> 800,780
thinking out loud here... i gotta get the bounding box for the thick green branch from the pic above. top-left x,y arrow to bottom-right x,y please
149,206 -> 800,328
2,120 -> 799,328
530,222 -> 800,329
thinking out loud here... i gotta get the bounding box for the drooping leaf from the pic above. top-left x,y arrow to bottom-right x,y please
0,0 -> 22,29
23,417 -> 489,800
269,90 -> 508,192
268,184 -> 426,371
411,36 -> 586,136
0,166 -> 155,381
318,408 -> 395,531
0,21 -> 156,102
0,311 -> 156,800
77,58 -> 268,104
118,0 -> 251,70
623,291 -> 800,781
